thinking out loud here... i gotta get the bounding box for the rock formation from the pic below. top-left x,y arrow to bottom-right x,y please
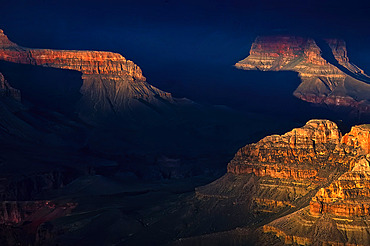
0,73 -> 20,101
198,120 -> 353,214
227,119 -> 361,213
229,119 -> 350,174
235,36 -> 370,114
227,118 -> 370,245
0,200 -> 76,228
0,200 -> 77,245
196,119 -> 370,245
264,156 -> 370,245
0,29 -> 174,123
341,124 -> 370,155
325,38 -> 370,81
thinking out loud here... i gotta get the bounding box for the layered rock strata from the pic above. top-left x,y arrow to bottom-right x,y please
264,156 -> 370,245
199,120 -> 370,223
229,119 -> 351,174
235,36 -> 370,114
224,120 -> 370,245
325,38 -> 370,81
310,157 -> 370,217
0,30 -> 173,122
183,120 -> 370,245
198,120 -> 355,215
341,124 -> 370,156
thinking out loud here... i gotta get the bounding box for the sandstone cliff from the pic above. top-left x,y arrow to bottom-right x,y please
264,156 -> 370,246
196,119 -> 370,245
224,118 -> 370,245
235,36 -> 370,114
198,120 -> 351,214
225,119 -> 363,214
0,29 -> 174,123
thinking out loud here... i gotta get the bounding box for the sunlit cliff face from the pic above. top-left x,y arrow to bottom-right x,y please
218,119 -> 370,245
0,29 -> 174,122
0,30 -> 145,79
236,36 -> 370,115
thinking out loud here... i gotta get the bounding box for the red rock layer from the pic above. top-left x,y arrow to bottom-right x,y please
0,30 -> 145,81
236,36 -> 341,76
259,123 -> 370,245
296,93 -> 370,114
227,119 -> 357,177
0,201 -> 76,233
235,36 -> 370,114
0,29 -> 173,121
229,163 -> 321,181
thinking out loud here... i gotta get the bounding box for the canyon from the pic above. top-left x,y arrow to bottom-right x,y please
0,29 -> 296,245
0,29 -> 370,245
1,1 -> 370,245
0,29 -> 272,156
189,119 -> 370,245
235,36 -> 370,115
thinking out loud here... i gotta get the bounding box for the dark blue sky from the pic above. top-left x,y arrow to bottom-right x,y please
1,0 -> 370,117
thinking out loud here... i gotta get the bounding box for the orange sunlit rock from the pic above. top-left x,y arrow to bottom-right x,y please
0,29 -> 174,122
250,121 -> 370,245
236,36 -> 370,114
228,119 -> 356,176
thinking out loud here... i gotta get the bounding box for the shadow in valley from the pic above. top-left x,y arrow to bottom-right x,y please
149,60 -> 370,132
0,60 -> 83,116
315,38 -> 370,83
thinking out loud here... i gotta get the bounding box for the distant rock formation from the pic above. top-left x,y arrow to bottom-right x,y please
0,73 -> 20,101
0,200 -> 76,227
235,36 -> 370,114
0,29 -> 174,123
0,200 -> 76,245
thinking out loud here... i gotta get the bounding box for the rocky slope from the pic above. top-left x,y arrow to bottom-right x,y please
260,125 -> 370,245
224,119 -> 362,214
263,156 -> 370,246
0,72 -> 20,100
235,36 -> 370,114
193,119 -> 370,245
0,29 -> 174,123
